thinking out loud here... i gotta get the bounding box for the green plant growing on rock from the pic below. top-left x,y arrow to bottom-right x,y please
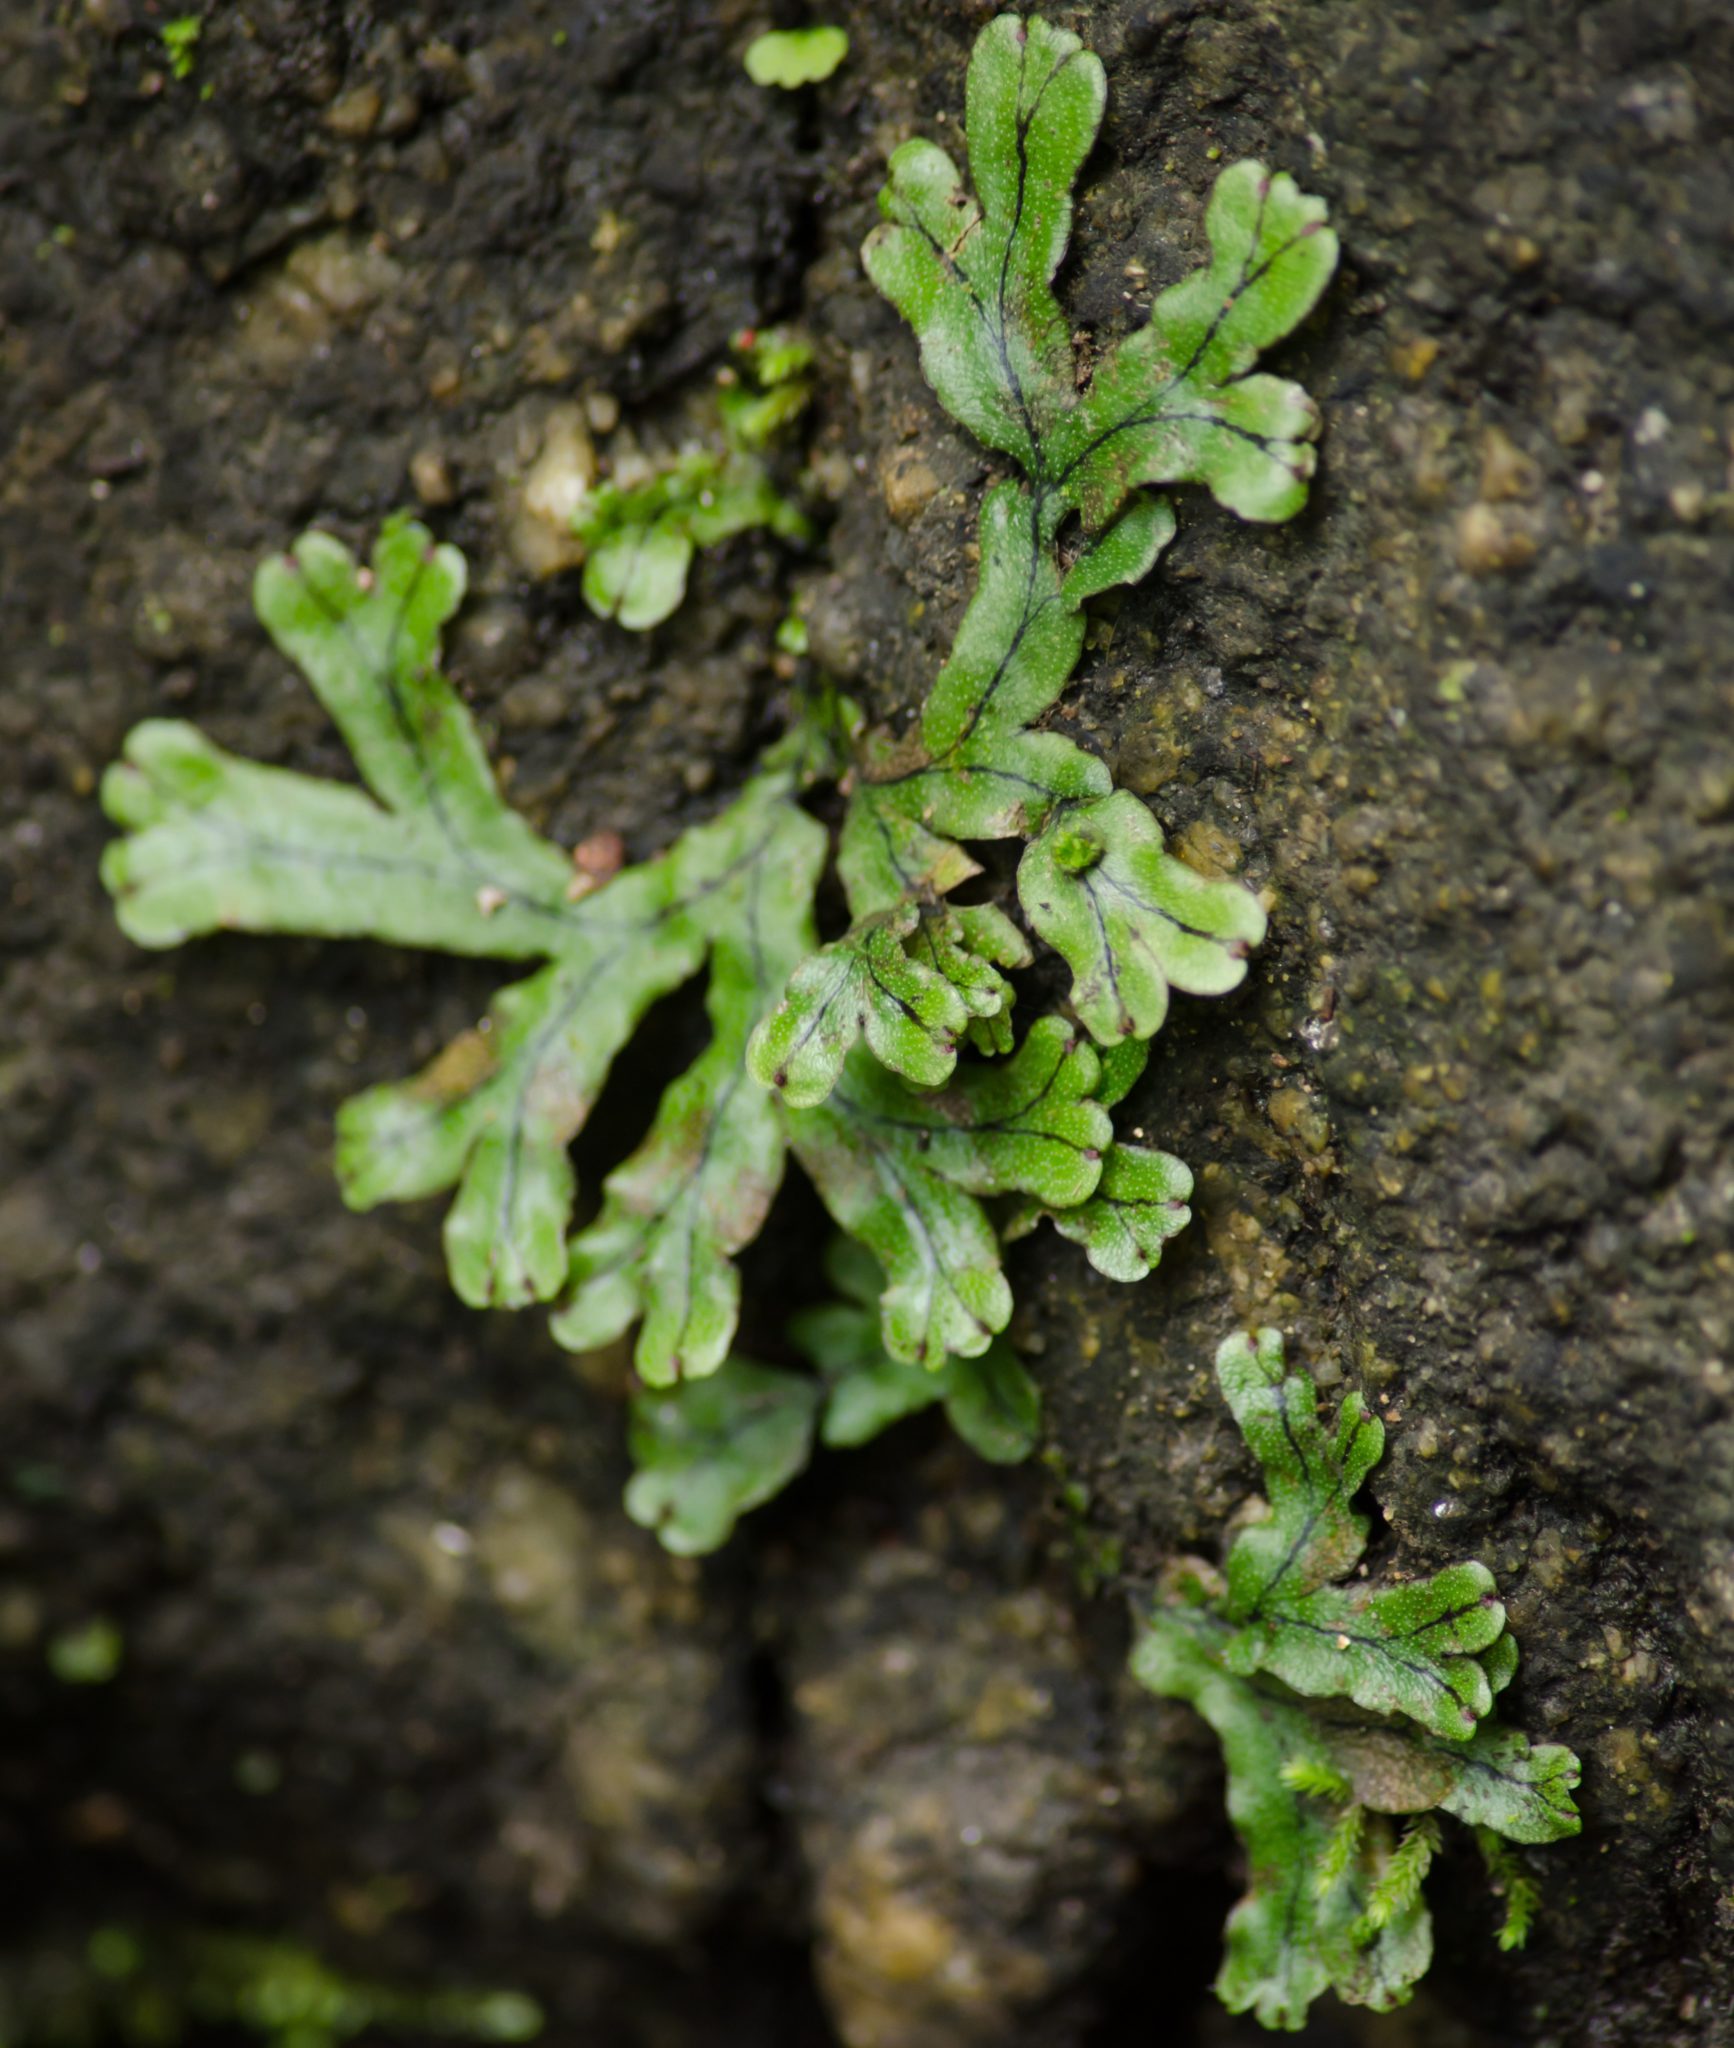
573,325 -> 814,630
790,1234 -> 1041,1464
159,14 -> 203,83
744,26 -> 849,90
1132,1330 -> 1583,2030
0,1924 -> 540,2048
99,14 -> 1336,1552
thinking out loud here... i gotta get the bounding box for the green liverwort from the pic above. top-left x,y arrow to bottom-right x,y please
574,326 -> 814,630
1132,1331 -> 1582,2030
748,13 -> 1333,1100
160,14 -> 202,81
743,27 -> 849,89
100,16 -> 1336,1551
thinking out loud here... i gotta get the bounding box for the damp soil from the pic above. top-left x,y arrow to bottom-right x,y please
2,4 -> 1732,2046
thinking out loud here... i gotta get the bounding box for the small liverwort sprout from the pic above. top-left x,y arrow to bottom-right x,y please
161,14 -> 203,81
48,1617 -> 124,1685
743,26 -> 849,89
572,327 -> 814,631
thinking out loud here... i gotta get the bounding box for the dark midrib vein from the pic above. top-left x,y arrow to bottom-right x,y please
874,755 -> 1072,803
582,859 -> 791,1356
947,529 -> 1067,751
130,793 -> 580,941
989,36 -> 1056,484
486,817 -> 794,1281
1246,1383 -> 1334,1621
654,858 -> 797,1367
301,555 -> 479,877
838,1045 -> 1099,1165
1268,1612 -> 1477,1711
864,941 -> 942,1029
1089,863 -> 1252,948
1079,876 -> 1128,1027
871,1148 -> 995,1357
1046,214 -> 1314,499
